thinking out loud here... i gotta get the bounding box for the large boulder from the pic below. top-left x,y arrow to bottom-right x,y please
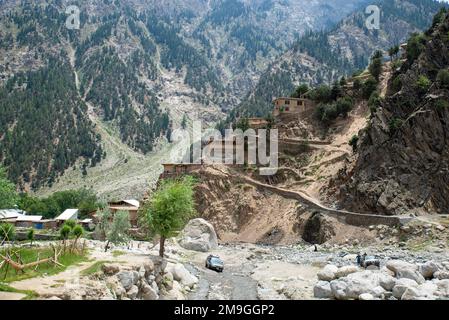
117,271 -> 135,291
378,274 -> 397,291
392,278 -> 418,299
126,285 -> 139,300
336,266 -> 360,279
330,271 -> 381,300
167,263 -> 198,288
386,260 -> 425,284
401,282 -> 438,300
102,263 -> 120,275
317,265 -> 339,281
179,218 -> 218,252
418,261 -> 439,279
435,279 -> 449,297
433,270 -> 449,280
313,281 -> 333,299
141,283 -> 159,300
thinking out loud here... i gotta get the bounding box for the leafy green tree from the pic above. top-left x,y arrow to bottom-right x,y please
63,220 -> 77,230
388,45 -> 400,60
144,177 -> 196,257
368,91 -> 382,116
72,225 -> 84,248
27,228 -> 35,246
335,97 -> 353,118
407,33 -> 426,63
60,225 -> 71,246
105,210 -> 130,252
0,166 -> 18,209
291,84 -> 309,98
369,52 -> 383,81
234,117 -> 250,132
362,76 -> 378,99
94,208 -> 112,241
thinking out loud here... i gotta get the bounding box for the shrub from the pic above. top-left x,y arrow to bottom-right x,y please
391,76 -> 402,93
0,223 -> 15,243
389,118 -> 403,133
292,84 -> 309,98
349,135 -> 359,152
307,85 -> 333,103
368,91 -> 382,115
353,79 -> 362,91
407,33 -> 426,63
369,57 -> 383,81
436,99 -> 449,110
27,228 -> 35,245
63,220 -> 77,229
416,75 -> 431,93
335,97 -> 354,117
362,76 -> 378,99
437,69 -> 449,87
60,225 -> 71,241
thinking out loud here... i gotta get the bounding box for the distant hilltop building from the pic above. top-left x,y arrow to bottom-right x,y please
272,97 -> 315,117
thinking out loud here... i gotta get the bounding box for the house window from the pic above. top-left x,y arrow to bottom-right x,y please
285,100 -> 290,105
285,107 -> 290,112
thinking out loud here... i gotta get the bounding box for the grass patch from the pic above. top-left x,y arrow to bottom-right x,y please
112,250 -> 126,257
80,260 -> 111,276
0,247 -> 88,283
0,283 -> 38,300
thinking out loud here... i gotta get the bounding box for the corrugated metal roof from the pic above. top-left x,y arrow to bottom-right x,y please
56,209 -> 79,221
124,200 -> 140,208
16,215 -> 43,222
0,209 -> 26,219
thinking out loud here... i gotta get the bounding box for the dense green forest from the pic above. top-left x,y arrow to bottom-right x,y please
0,59 -> 103,190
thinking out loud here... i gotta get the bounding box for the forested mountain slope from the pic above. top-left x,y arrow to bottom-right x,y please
0,0 -> 365,192
226,0 -> 445,123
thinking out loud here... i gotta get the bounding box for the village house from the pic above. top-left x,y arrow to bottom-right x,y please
107,199 -> 141,228
0,209 -> 26,223
161,163 -> 203,179
15,215 -> 43,228
55,209 -> 79,227
272,97 -> 315,117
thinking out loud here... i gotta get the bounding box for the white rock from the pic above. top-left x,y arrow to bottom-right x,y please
167,263 -> 198,288
370,286 -> 386,298
386,260 -> 425,284
160,280 -> 185,300
313,281 -> 333,299
179,218 -> 218,252
392,278 -> 418,299
378,273 -> 397,291
141,283 -> 159,300
434,271 -> 449,280
343,254 -> 358,262
435,279 -> 449,297
126,285 -> 139,300
401,282 -> 437,300
336,265 -> 360,278
117,271 -> 135,291
359,293 -> 375,300
330,271 -> 380,300
317,265 -> 339,281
